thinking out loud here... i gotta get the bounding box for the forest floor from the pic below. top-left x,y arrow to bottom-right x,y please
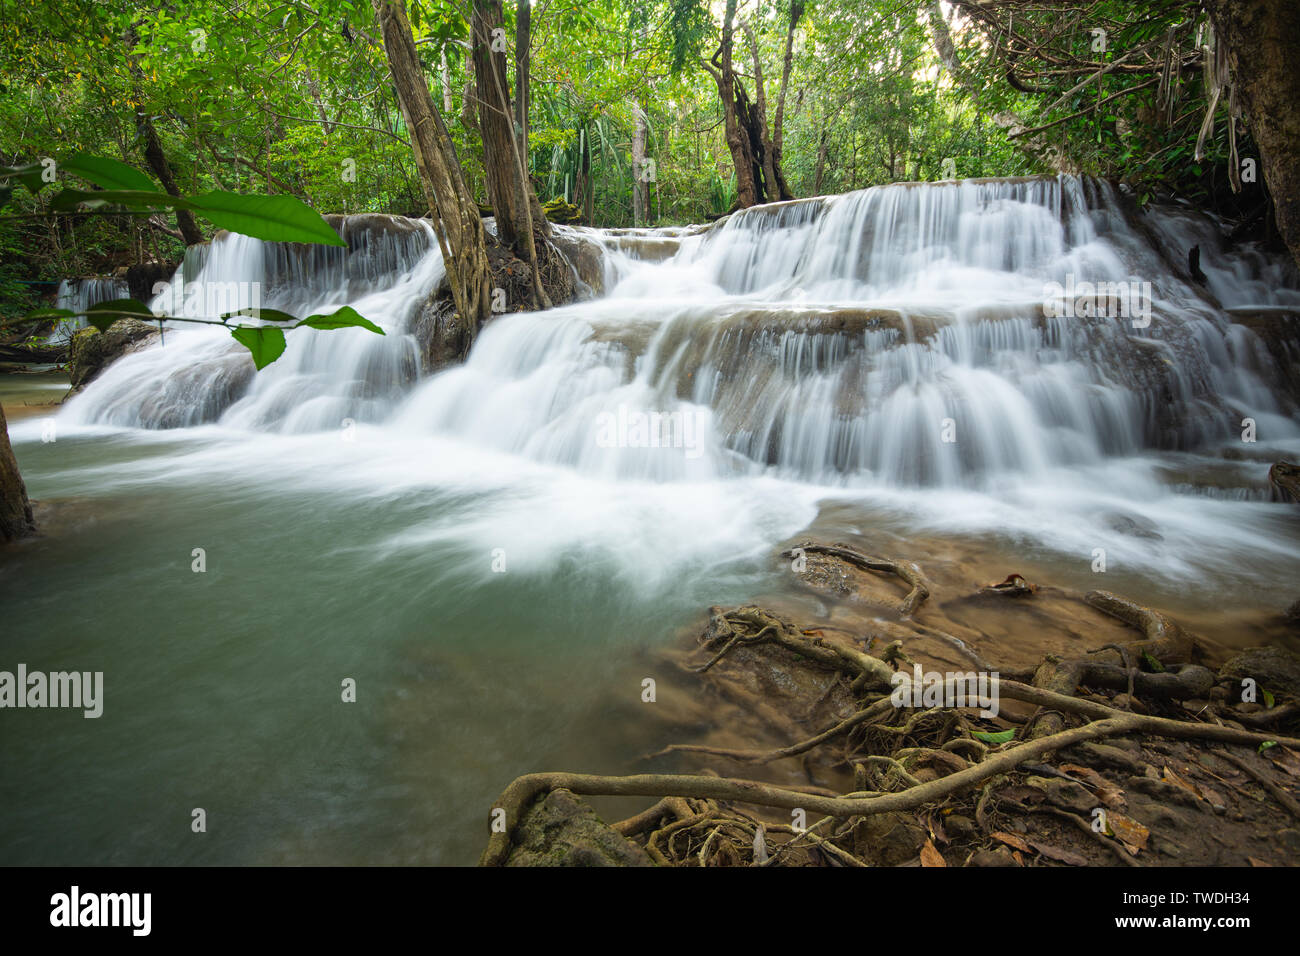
484,536 -> 1300,867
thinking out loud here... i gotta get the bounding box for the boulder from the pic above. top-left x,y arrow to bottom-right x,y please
502,789 -> 654,867
1219,645 -> 1300,699
0,404 -> 36,542
67,319 -> 159,389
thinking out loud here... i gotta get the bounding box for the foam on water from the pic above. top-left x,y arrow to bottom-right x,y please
45,175 -> 1300,584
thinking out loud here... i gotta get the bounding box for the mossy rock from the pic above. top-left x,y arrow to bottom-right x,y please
502,789 -> 654,867
67,319 -> 159,389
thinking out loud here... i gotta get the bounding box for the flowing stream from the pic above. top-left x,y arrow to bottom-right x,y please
3,175 -> 1298,863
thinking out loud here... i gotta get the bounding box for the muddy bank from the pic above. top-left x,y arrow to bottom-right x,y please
482,539 -> 1300,867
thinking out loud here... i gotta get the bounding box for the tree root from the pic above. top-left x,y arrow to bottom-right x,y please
783,542 -> 930,616
481,547 -> 1299,866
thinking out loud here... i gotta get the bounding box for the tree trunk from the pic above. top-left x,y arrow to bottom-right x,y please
471,0 -> 523,248
0,405 -> 36,542
439,48 -> 454,115
744,24 -> 780,203
372,0 -> 491,337
771,1 -> 802,201
631,102 -> 648,226
125,26 -> 204,246
515,0 -> 531,162
470,0 -> 551,308
1202,0 -> 1300,269
711,0 -> 759,208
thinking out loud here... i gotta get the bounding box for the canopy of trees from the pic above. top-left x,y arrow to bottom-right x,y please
1,0 -> 1290,321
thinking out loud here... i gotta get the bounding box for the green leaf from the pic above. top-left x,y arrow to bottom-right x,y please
224,307 -> 300,323
1141,651 -> 1165,673
62,153 -> 158,193
231,325 -> 287,369
298,306 -> 384,334
189,192 -> 345,246
21,307 -> 77,320
86,298 -> 156,331
52,188 -> 196,212
1259,741 -> 1277,754
1262,689 -> 1275,709
970,729 -> 1015,744
0,161 -> 48,194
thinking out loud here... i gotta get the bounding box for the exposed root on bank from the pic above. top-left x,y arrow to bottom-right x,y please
480,542 -> 1300,867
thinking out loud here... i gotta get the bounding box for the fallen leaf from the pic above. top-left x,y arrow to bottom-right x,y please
1059,763 -> 1127,809
1264,746 -> 1300,779
920,839 -> 946,868
1026,839 -> 1088,866
1012,849 -> 1025,866
992,830 -> 1032,853
971,729 -> 1016,745
1248,857 -> 1273,867
1197,784 -> 1228,810
1106,812 -> 1149,855
1162,766 -> 1203,801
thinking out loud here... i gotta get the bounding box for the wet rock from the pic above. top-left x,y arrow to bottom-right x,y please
550,230 -> 606,297
968,847 -> 1018,867
1218,646 -> 1300,699
945,814 -> 977,840
121,260 -> 178,302
413,292 -> 470,373
1129,797 -> 1192,831
1271,461 -> 1300,503
0,404 -> 36,542
857,811 -> 927,866
1126,776 -> 1200,808
67,319 -> 159,389
1045,778 -> 1095,815
1228,310 -> 1300,403
1102,511 -> 1165,540
504,789 -> 654,867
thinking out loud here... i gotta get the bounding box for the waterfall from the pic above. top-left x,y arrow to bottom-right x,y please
54,277 -> 129,343
63,215 -> 443,430
64,176 -> 1299,491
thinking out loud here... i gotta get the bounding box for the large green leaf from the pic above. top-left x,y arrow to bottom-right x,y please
231,325 -> 287,369
189,192 -> 345,246
20,307 -> 77,321
298,306 -> 384,334
62,153 -> 159,193
969,729 -> 1016,745
224,308 -> 300,324
0,161 -> 48,194
52,188 -> 196,212
86,298 -> 156,331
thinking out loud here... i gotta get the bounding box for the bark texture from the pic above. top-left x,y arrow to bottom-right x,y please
372,0 -> 492,338
1202,0 -> 1300,269
0,405 -> 36,542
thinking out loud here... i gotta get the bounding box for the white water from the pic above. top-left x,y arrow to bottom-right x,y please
54,277 -> 129,343
36,176 -> 1300,586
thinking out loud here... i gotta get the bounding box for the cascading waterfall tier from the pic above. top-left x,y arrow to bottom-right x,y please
66,176 -> 1300,489
54,277 -> 129,343
64,215 -> 444,431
